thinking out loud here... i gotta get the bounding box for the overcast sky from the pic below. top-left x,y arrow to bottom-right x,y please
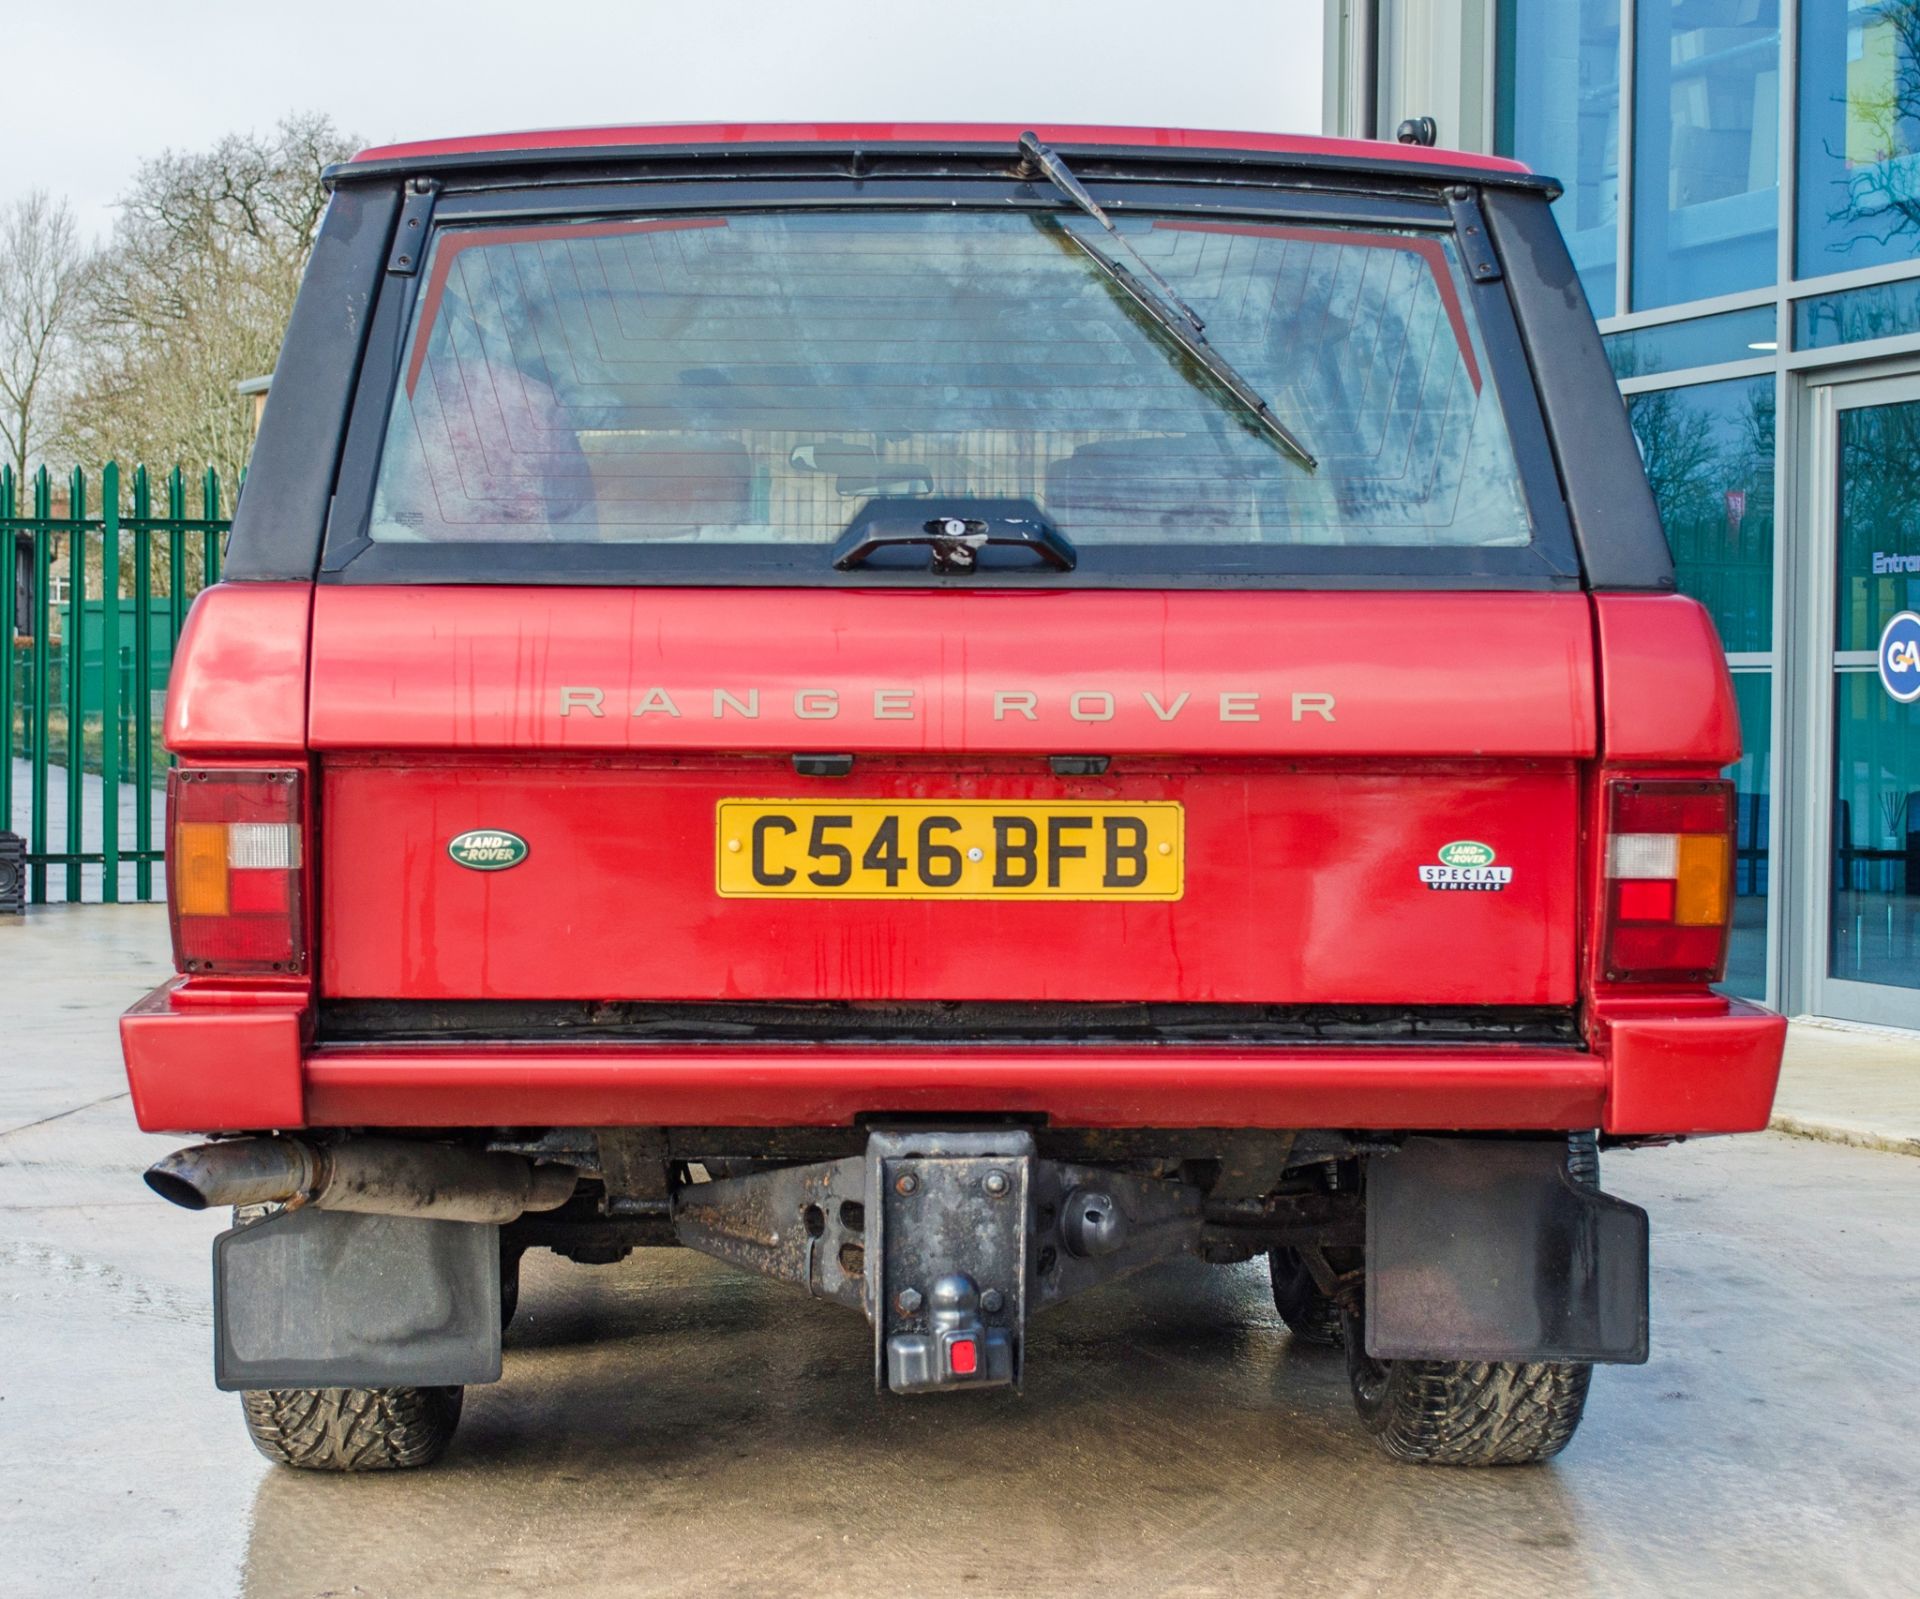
1,0 -> 1323,243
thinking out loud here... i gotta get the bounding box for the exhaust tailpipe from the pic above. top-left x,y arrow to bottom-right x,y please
145,1137 -> 577,1224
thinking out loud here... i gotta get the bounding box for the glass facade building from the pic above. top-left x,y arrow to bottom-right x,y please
1340,0 -> 1920,1026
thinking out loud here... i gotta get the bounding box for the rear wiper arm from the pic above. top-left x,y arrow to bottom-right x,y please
1018,131 -> 1317,473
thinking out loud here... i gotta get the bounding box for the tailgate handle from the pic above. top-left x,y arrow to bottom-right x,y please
832,500 -> 1076,574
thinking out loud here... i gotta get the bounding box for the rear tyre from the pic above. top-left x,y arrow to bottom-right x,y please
1342,1337 -> 1591,1466
229,1204 -> 475,1470
241,1386 -> 464,1471
1267,1247 -> 1344,1347
500,1241 -> 523,1333
1341,1133 -> 1598,1466
1565,1129 -> 1600,1188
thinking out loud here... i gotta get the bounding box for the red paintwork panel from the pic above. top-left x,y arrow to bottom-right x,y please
313,588 -> 1594,1006
320,757 -> 1581,1005
165,584 -> 312,756
1593,595 -> 1741,766
1603,1000 -> 1786,1135
307,589 -> 1597,759
118,987 -> 1786,1135
122,979 -> 306,1133
304,1045 -> 1604,1131
350,122 -> 1530,176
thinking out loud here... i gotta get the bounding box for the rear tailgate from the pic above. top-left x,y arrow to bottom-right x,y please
310,587 -> 1592,1007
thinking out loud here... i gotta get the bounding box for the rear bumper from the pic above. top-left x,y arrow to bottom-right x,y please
302,1043 -> 1614,1130
122,980 -> 1786,1138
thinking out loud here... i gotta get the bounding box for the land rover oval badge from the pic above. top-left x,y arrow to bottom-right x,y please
1421,839 -> 1512,892
448,829 -> 528,871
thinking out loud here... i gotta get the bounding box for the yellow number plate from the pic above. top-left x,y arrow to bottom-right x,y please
716,800 -> 1184,900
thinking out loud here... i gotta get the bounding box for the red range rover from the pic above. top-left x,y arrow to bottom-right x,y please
125,123 -> 1787,1471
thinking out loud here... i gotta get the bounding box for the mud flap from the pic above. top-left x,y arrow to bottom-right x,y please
213,1207 -> 502,1391
1365,1137 -> 1649,1364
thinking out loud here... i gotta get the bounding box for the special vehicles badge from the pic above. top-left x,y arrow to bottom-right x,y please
1420,840 -> 1512,893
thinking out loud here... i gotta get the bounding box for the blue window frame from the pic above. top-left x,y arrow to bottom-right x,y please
1797,1 -> 1920,278
1496,0 -> 1621,316
1795,276 -> 1920,348
1631,1 -> 1782,309
1604,304 -> 1778,375
1625,375 -> 1776,653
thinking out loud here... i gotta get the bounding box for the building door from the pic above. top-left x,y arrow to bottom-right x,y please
1802,375 -> 1920,1029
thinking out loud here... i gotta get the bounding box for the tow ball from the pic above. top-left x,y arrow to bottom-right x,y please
673,1129 -> 1204,1395
886,1273 -> 1014,1392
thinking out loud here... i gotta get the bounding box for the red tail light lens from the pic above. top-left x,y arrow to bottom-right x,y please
1601,779 -> 1734,983
167,768 -> 306,974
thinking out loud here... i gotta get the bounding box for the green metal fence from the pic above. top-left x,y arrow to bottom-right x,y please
2,463 -> 229,903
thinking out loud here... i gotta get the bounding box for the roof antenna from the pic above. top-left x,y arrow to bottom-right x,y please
1397,116 -> 1439,147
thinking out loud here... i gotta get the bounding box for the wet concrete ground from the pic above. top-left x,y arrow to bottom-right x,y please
4,905 -> 1918,1598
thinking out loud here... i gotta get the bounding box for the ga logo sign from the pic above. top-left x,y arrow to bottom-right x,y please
1881,611 -> 1920,703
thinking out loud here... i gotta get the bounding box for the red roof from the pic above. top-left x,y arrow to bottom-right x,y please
350,121 -> 1530,175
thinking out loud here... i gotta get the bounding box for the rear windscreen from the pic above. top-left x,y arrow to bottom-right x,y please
368,210 -> 1535,557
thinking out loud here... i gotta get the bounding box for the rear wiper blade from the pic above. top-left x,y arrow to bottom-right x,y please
1018,131 -> 1317,473
1020,131 -> 1208,331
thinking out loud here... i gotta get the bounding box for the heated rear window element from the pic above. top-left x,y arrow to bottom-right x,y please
369,211 -> 1534,555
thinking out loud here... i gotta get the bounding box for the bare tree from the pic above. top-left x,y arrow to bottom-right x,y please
1821,0 -> 1920,254
1626,387 -> 1721,527
0,190 -> 88,487
61,113 -> 357,484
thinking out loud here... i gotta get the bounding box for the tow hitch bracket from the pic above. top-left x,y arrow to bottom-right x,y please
869,1129 -> 1033,1393
672,1127 -> 1204,1395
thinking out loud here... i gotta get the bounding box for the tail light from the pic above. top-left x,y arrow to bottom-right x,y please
1601,779 -> 1734,983
167,768 -> 306,975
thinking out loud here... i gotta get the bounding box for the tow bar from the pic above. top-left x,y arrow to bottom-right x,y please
673,1129 -> 1204,1394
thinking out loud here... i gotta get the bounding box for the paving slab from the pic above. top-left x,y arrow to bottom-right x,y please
1771,1018 -> 1920,1157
